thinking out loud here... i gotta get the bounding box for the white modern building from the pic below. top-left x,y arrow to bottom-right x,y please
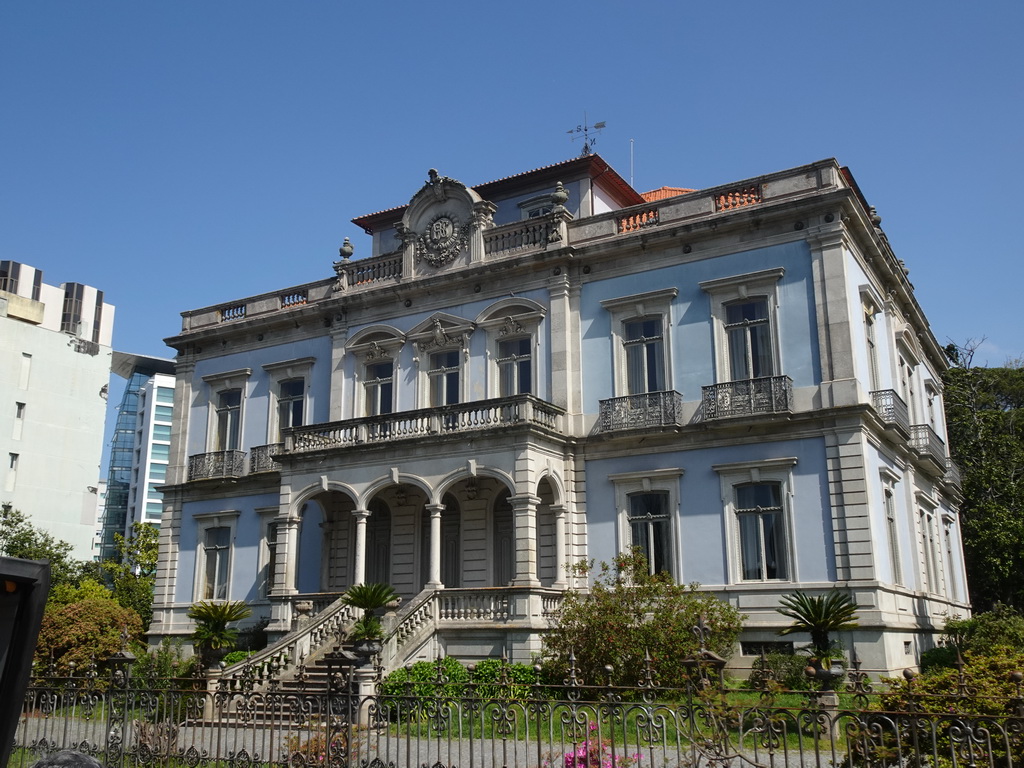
149,155 -> 967,676
0,261 -> 114,559
98,352 -> 176,561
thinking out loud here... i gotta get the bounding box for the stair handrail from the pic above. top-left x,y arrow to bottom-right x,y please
218,596 -> 357,689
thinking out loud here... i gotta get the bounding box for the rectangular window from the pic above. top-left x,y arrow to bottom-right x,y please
202,526 -> 231,600
277,378 -> 305,438
19,354 -> 31,390
0,260 -> 20,293
150,443 -> 170,460
735,482 -> 788,580
216,389 -> 242,450
365,362 -> 394,416
145,502 -> 163,518
15,402 -> 25,419
5,453 -> 18,492
60,283 -> 85,335
152,424 -> 172,441
865,310 -> 880,391
884,487 -> 902,585
156,387 -> 175,404
13,402 -> 25,440
726,299 -> 773,380
628,492 -> 671,575
944,521 -> 958,601
919,509 -> 940,594
149,463 -> 167,480
623,318 -> 665,394
263,521 -> 280,597
497,338 -> 532,396
155,405 -> 174,421
428,351 -> 461,407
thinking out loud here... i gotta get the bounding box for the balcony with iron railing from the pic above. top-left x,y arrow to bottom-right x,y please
870,390 -> 911,435
187,450 -> 247,481
249,443 -> 282,474
598,390 -> 684,432
911,424 -> 948,471
701,376 -> 793,420
944,458 -> 963,490
281,394 -> 565,456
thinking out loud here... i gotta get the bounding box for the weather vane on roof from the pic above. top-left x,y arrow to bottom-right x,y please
567,114 -> 606,157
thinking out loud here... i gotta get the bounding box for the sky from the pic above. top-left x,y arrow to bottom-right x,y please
1,2 -> 1022,379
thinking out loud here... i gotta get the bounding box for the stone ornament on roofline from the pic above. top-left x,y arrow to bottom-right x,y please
416,211 -> 470,267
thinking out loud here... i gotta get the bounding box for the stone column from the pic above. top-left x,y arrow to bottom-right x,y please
268,513 -> 301,634
551,504 -> 568,589
510,493 -> 542,587
352,509 -> 369,586
328,323 -> 348,422
426,503 -> 445,588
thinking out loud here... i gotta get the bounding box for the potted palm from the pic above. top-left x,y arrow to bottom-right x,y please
777,590 -> 858,690
187,600 -> 253,668
340,583 -> 399,657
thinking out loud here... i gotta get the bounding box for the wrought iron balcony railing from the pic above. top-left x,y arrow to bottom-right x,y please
870,389 -> 911,434
598,390 -> 684,432
282,394 -> 564,455
911,424 -> 947,468
187,450 -> 246,481
249,443 -> 282,474
944,457 -> 963,490
701,376 -> 793,420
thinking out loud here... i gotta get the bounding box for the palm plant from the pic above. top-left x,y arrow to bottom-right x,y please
777,590 -> 859,659
187,600 -> 253,662
341,583 -> 399,641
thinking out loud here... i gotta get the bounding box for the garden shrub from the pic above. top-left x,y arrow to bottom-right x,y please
470,658 -> 538,700
221,650 -> 257,667
747,651 -> 810,691
380,656 -> 470,700
35,596 -> 143,674
540,550 -> 744,690
131,638 -> 202,686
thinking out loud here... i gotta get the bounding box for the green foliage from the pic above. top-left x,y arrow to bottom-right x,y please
747,651 -> 810,691
187,600 -> 253,652
221,650 -> 257,666
942,349 -> 1024,609
470,658 -> 538,700
35,596 -> 143,674
540,550 -> 744,689
873,649 -> 1024,767
48,577 -> 114,608
922,605 -> 1024,672
101,522 -> 158,628
380,657 -> 470,701
131,638 -> 202,686
0,503 -> 85,588
342,582 -> 398,640
777,590 -> 859,659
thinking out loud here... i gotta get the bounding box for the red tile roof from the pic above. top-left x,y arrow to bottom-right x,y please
641,186 -> 695,202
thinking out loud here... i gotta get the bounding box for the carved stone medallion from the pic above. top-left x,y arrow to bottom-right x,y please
416,212 -> 469,267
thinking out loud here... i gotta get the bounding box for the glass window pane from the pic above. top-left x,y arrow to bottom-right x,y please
762,513 -> 787,579
738,514 -> 762,580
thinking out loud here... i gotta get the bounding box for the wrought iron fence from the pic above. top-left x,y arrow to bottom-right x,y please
14,655 -> 1024,768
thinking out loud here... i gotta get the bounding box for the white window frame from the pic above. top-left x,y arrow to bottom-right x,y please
601,288 -> 678,397
700,268 -> 784,383
860,288 -> 884,392
713,457 -> 797,584
346,327 -> 405,418
517,193 -> 555,220
409,315 -> 474,409
193,511 -> 240,602
879,467 -> 903,586
478,300 -> 546,399
915,492 -> 943,595
256,508 -> 280,601
262,357 -> 315,442
608,468 -> 683,579
201,368 -> 252,452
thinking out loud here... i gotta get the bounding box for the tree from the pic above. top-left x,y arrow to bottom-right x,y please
35,595 -> 143,674
0,503 -> 84,588
777,590 -> 859,659
188,600 -> 253,666
341,582 -> 399,641
540,550 -> 744,689
942,342 -> 1024,609
101,522 -> 158,627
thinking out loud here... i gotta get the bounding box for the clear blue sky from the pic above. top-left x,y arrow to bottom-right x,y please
2,1 -> 1021,369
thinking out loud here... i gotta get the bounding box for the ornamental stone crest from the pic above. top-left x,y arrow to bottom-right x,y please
416,212 -> 470,267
